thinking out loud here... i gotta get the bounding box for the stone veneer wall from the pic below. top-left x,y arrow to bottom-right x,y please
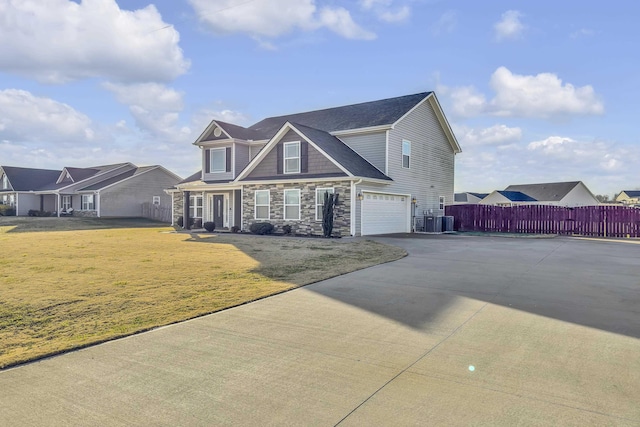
172,191 -> 184,225
74,210 -> 98,218
243,181 -> 351,236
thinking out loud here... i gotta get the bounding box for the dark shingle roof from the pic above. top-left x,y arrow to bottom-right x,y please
469,192 -> 489,199
179,171 -> 202,184
622,190 -> 640,197
249,92 -> 432,139
290,123 -> 391,181
1,166 -> 61,191
64,167 -> 100,182
454,193 -> 468,202
504,181 -> 580,202
214,121 -> 266,141
79,169 -> 137,191
498,191 -> 537,202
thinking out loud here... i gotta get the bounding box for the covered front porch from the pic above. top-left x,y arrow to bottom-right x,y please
175,187 -> 242,230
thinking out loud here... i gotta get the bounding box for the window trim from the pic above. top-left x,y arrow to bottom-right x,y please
284,189 -> 301,221
81,194 -> 95,211
402,139 -> 411,169
315,187 -> 335,221
210,147 -> 227,173
254,190 -> 270,220
283,141 -> 301,174
189,195 -> 204,219
152,196 -> 161,205
439,196 -> 445,210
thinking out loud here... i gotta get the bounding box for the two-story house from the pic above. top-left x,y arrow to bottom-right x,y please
169,92 -> 461,236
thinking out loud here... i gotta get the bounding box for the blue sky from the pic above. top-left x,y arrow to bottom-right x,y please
1,0 -> 638,197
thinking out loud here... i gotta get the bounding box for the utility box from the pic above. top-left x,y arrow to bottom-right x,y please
442,216 -> 454,232
424,215 -> 441,232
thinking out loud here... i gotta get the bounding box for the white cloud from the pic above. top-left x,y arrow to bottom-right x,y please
456,124 -> 522,147
359,0 -> 410,23
570,28 -> 595,39
0,0 -> 189,84
488,67 -> 604,118
0,89 -> 95,143
494,10 -> 524,41
432,10 -> 457,35
189,0 -> 375,41
446,67 -> 604,119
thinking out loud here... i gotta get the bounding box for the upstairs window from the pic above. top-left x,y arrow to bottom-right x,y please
210,148 -> 226,173
283,142 -> 300,174
402,140 -> 411,169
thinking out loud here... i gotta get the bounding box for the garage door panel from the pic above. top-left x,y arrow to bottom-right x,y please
361,192 -> 409,235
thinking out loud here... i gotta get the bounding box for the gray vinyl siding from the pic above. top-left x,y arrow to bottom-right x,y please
234,144 -> 250,177
384,99 -> 455,216
202,143 -> 234,182
99,168 -> 179,217
250,143 -> 266,160
201,126 -> 229,142
246,130 -> 343,179
339,132 -> 386,174
16,194 -> 39,215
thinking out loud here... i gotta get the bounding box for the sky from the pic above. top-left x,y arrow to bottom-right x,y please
1,0 -> 638,197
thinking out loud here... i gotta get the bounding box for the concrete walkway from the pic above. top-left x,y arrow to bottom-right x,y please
1,235 -> 639,426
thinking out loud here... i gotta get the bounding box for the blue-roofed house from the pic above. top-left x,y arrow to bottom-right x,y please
480,190 -> 538,206
0,163 -> 181,218
615,190 -> 640,206
167,92 -> 462,236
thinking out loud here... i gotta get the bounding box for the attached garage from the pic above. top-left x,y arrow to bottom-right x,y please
361,191 -> 411,235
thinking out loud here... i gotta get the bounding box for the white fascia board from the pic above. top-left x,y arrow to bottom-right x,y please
56,163 -> 134,193
177,183 -> 242,192
56,168 -> 73,184
287,123 -> 353,177
239,176 -> 356,186
330,124 -> 393,137
193,120 -> 233,146
92,166 -> 177,193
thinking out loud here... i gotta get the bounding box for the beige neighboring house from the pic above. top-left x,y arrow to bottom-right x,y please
480,181 -> 600,207
454,192 -> 488,205
0,163 -> 181,217
615,190 -> 640,206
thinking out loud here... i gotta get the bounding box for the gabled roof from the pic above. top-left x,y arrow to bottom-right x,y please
0,166 -> 61,191
62,167 -> 100,183
249,92 -> 432,139
621,190 -> 640,197
498,191 -> 537,202
291,123 -> 391,181
236,122 -> 391,182
455,192 -> 488,202
469,192 -> 489,199
504,181 -> 581,202
215,120 -> 266,141
179,171 -> 203,185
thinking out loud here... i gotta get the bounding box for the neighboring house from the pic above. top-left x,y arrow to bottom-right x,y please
454,192 -> 488,205
480,181 -> 599,207
0,163 -> 181,217
479,190 -> 538,206
615,190 -> 640,206
168,92 -> 461,236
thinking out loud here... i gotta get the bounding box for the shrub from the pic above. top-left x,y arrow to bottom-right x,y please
27,210 -> 52,217
0,205 -> 16,216
176,216 -> 184,227
231,225 -> 240,233
203,221 -> 216,232
249,222 -> 274,235
28,209 -> 37,217
282,224 -> 292,235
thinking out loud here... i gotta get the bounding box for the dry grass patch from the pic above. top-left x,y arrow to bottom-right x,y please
0,218 -> 405,368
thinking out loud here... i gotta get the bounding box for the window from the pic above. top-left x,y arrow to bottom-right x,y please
1,174 -> 8,189
402,140 -> 411,169
62,195 -> 72,211
81,194 -> 95,211
284,189 -> 300,220
152,196 -> 161,205
255,190 -> 270,220
283,142 -> 300,174
189,195 -> 203,218
439,196 -> 445,210
316,188 -> 334,221
210,148 -> 226,173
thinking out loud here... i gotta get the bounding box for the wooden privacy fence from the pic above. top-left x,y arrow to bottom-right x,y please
445,204 -> 640,238
141,202 -> 172,223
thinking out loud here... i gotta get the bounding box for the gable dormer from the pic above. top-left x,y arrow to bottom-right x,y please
1,170 -> 11,190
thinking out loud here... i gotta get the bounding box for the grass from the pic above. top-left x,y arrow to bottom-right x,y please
0,217 -> 405,369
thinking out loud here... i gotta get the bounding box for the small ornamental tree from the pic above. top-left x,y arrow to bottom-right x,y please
322,192 -> 338,237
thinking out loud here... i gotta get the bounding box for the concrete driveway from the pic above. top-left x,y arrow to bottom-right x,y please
1,235 -> 639,426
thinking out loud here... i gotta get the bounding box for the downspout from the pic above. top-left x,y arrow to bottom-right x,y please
351,179 -> 362,236
96,191 -> 101,218
170,192 -> 174,226
57,193 -> 60,217
183,191 -> 190,230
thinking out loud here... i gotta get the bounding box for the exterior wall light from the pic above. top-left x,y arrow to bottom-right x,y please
357,192 -> 363,201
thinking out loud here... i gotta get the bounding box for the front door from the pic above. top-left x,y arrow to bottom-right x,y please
213,195 -> 224,229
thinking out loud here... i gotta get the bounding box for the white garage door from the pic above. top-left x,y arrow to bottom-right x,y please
361,192 -> 410,235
